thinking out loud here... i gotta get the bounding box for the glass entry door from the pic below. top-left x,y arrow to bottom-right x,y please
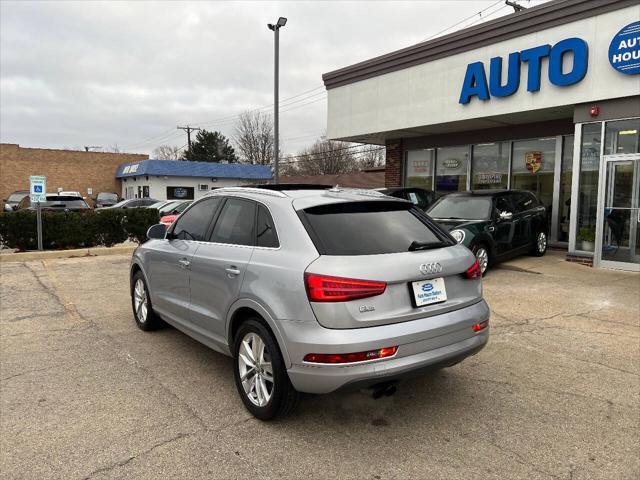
595,155 -> 640,270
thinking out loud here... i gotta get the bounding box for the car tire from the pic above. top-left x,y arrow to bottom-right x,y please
131,271 -> 164,331
473,243 -> 490,276
233,318 -> 300,421
531,230 -> 548,257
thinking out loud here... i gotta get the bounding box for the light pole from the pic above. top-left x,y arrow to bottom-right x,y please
268,16 -> 287,184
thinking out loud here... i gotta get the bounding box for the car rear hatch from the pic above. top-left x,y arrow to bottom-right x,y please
298,199 -> 482,329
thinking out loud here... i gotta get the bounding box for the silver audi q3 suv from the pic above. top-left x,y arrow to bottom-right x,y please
130,185 -> 489,419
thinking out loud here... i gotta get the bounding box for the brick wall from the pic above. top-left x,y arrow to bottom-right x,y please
384,140 -> 403,187
0,144 -> 147,206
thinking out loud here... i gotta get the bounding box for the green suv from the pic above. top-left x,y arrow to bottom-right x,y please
427,190 -> 548,274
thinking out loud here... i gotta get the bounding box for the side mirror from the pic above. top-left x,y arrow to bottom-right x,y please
499,211 -> 513,221
147,223 -> 167,240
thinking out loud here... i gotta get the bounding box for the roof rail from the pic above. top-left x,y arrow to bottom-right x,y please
239,183 -> 333,191
207,187 -> 288,198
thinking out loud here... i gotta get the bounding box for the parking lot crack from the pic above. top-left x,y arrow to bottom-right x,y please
82,431 -> 194,479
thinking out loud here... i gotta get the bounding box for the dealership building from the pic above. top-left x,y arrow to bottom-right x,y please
324,0 -> 639,270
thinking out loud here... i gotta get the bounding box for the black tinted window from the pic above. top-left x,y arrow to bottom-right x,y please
172,198 -> 221,241
256,205 -> 279,248
210,199 -> 256,246
495,196 -> 513,214
511,192 -> 538,213
302,202 -> 445,255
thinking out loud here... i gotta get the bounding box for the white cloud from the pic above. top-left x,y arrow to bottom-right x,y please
0,0 -> 538,155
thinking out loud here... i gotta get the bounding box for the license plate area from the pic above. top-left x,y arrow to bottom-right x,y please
411,278 -> 447,307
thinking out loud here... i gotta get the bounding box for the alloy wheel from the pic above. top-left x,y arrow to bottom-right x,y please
238,332 -> 274,407
133,279 -> 148,323
538,232 -> 547,253
476,247 -> 489,274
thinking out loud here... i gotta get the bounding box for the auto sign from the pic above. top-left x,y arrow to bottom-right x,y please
609,21 -> 640,76
525,152 -> 543,174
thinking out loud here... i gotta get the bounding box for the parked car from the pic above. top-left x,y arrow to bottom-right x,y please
15,193 -> 91,212
376,187 -> 435,210
94,192 -> 120,209
147,201 -> 170,211
3,190 -> 29,212
131,185 -> 489,420
426,190 -> 548,275
105,198 -> 158,209
159,200 -> 193,226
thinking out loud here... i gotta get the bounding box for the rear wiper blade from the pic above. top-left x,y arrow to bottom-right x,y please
408,240 -> 446,251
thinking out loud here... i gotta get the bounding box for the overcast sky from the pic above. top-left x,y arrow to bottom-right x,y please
0,0 -> 547,157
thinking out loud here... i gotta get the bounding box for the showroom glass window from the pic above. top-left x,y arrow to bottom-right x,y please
405,149 -> 434,189
604,118 -> 640,155
510,138 -> 556,208
471,142 -> 509,190
436,146 -> 468,196
557,135 -> 574,242
574,123 -> 601,252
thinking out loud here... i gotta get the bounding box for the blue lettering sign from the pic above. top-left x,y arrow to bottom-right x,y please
549,38 -> 588,86
520,44 -> 551,92
609,21 -> 640,75
459,38 -> 589,104
489,52 -> 520,97
458,62 -> 489,104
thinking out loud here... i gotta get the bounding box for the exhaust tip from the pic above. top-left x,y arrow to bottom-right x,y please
371,381 -> 397,399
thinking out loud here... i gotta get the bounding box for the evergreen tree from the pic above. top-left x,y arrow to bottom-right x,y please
182,130 -> 238,163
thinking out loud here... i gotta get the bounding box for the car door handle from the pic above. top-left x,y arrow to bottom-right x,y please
225,266 -> 241,276
178,258 -> 191,268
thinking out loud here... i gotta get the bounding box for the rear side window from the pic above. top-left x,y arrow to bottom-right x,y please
511,192 -> 539,212
301,201 -> 448,255
256,205 -> 279,248
210,198 -> 256,246
172,198 -> 221,241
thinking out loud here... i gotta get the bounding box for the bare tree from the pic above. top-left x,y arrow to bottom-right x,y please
356,145 -> 385,170
283,138 -> 360,176
153,145 -> 183,160
233,110 -> 275,165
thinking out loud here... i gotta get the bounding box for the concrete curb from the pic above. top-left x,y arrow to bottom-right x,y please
0,245 -> 137,263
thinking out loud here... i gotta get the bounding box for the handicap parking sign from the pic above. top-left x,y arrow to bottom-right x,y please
29,175 -> 47,202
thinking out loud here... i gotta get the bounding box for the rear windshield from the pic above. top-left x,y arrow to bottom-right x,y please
97,193 -> 118,201
301,201 -> 450,255
43,196 -> 89,208
428,196 -> 492,220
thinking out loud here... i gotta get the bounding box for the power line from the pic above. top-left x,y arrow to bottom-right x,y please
421,0 -> 503,42
281,145 -> 384,163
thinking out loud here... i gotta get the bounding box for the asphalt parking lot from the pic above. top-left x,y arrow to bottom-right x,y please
1,251 -> 638,480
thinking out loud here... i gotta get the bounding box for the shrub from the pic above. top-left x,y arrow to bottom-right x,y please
0,208 -> 160,251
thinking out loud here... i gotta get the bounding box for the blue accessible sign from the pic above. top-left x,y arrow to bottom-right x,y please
609,21 -> 640,75
29,175 -> 47,203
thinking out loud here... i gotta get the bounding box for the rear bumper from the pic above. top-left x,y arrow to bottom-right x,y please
283,300 -> 489,394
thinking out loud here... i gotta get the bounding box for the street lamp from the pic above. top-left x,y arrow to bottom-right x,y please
268,17 -> 287,184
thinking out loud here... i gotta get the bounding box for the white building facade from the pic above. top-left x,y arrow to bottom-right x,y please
324,0 -> 640,270
116,160 -> 272,202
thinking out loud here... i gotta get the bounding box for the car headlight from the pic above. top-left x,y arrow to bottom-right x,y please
450,229 -> 465,244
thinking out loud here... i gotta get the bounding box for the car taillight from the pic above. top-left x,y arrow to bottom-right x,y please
304,346 -> 398,364
304,273 -> 386,302
465,260 -> 481,279
472,320 -> 489,332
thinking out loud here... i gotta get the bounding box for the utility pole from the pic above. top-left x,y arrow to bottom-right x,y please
505,0 -> 526,12
268,17 -> 287,184
177,125 -> 201,154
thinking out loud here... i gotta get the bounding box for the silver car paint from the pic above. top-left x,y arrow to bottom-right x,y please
131,187 -> 489,394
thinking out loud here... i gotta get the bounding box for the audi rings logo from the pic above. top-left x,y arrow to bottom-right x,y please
419,263 -> 442,275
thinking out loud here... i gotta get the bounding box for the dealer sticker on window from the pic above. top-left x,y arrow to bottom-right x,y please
411,278 -> 447,306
